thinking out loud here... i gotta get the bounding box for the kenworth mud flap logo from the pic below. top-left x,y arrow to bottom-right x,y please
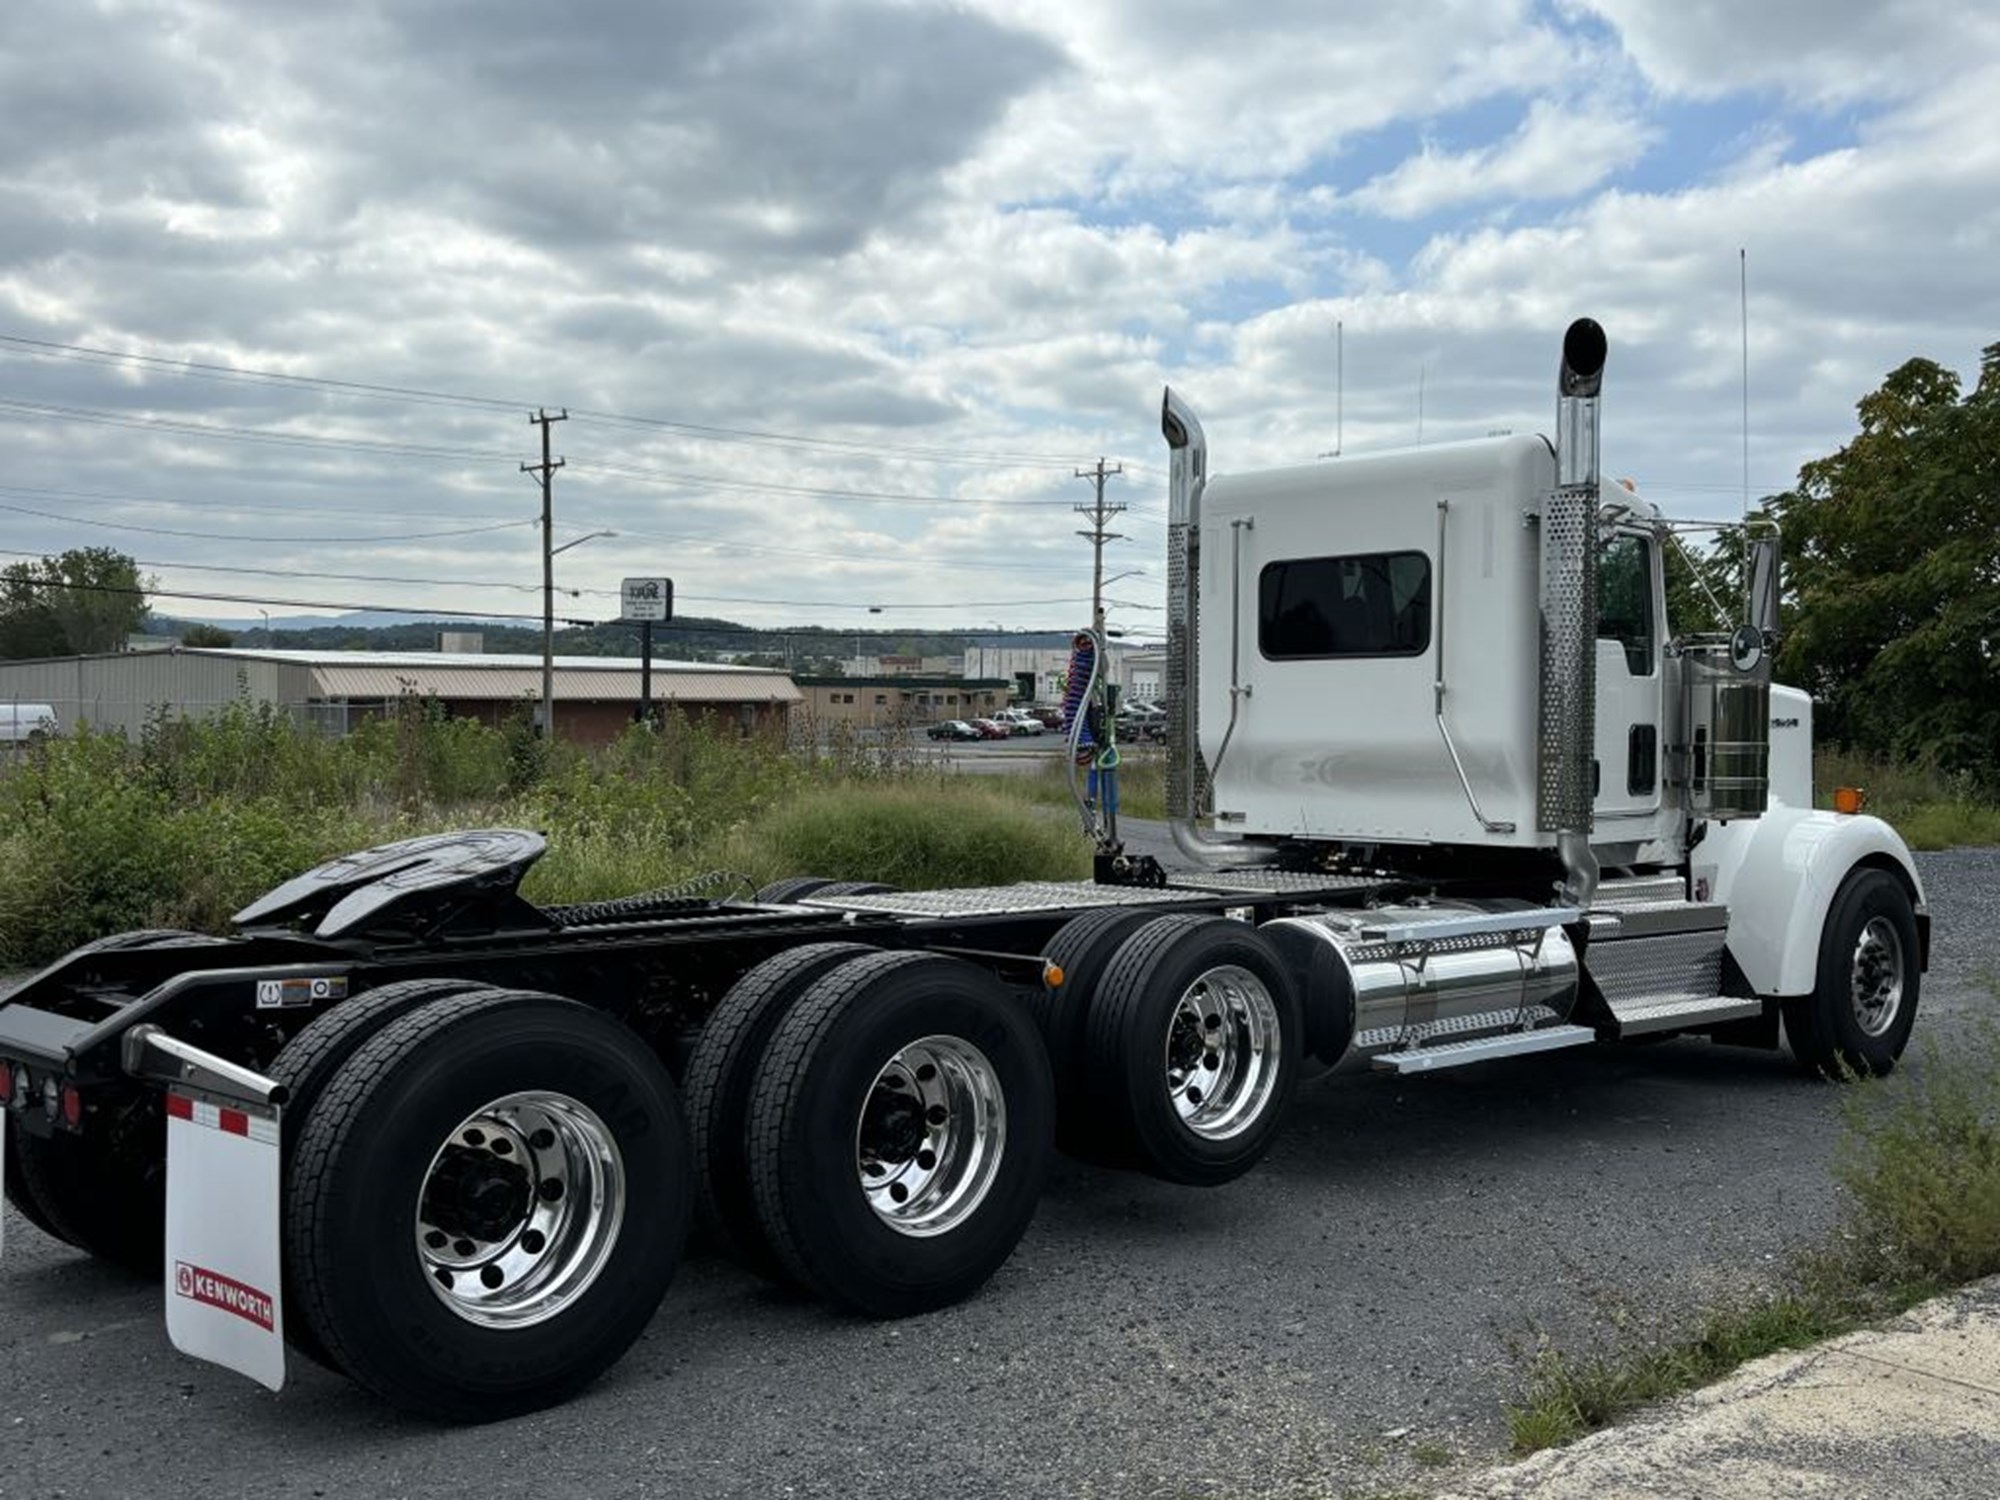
174,1261 -> 275,1332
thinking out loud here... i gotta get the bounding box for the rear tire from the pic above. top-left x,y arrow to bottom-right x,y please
286,989 -> 691,1419
1033,908 -> 1157,1154
684,942 -> 876,1281
746,951 -> 1053,1318
269,976 -> 490,1365
3,1125 -> 66,1244
9,1102 -> 164,1274
1783,869 -> 1921,1078
1085,915 -> 1301,1186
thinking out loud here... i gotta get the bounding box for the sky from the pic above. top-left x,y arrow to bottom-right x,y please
1,0 -> 1995,646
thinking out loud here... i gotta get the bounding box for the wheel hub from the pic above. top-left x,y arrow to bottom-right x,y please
1849,916 -> 1905,1038
854,1036 -> 1005,1239
421,1145 -> 534,1241
1162,964 -> 1281,1141
414,1092 -> 626,1329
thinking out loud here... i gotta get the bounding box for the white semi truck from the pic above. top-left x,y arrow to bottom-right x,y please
0,319 -> 1924,1419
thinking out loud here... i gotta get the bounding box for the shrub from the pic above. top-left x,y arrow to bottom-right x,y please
712,782 -> 1093,891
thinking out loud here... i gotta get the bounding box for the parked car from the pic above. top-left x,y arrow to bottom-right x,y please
1030,706 -> 1065,729
970,718 -> 1012,740
926,719 -> 981,741
998,710 -> 1044,735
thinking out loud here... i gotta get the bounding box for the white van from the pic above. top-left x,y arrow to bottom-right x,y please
0,703 -> 57,744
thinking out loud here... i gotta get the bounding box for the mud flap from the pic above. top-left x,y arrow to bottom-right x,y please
164,1092 -> 285,1392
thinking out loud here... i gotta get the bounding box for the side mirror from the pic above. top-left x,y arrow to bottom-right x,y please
1729,623 -> 1764,673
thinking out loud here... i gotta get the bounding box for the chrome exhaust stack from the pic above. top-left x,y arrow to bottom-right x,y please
1162,387 -> 1269,868
1541,319 -> 1607,907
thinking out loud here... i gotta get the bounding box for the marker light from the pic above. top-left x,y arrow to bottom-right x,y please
62,1085 -> 83,1127
1832,786 -> 1867,816
1043,962 -> 1066,990
0,1064 -> 12,1105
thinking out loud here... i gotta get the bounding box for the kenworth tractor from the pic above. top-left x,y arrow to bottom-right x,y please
0,319 -> 1924,1418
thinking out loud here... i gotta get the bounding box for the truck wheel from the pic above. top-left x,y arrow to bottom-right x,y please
3,1126 -> 67,1243
269,975 -> 489,1365
1783,869 -> 1921,1078
684,942 -> 876,1281
286,989 -> 691,1419
755,876 -> 836,904
8,1099 -> 165,1274
746,951 -> 1053,1318
1085,914 -> 1301,1186
1033,908 -> 1156,1153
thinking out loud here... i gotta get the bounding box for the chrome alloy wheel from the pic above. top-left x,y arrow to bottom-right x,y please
415,1091 -> 626,1328
855,1036 -> 1006,1239
1849,916 -> 1906,1038
1162,964 -> 1282,1141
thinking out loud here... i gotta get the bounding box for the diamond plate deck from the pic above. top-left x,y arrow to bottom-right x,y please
1168,871 -> 1384,896
803,882 -> 1196,917
803,873 -> 1383,920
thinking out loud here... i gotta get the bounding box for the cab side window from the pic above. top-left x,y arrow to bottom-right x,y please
1597,533 -> 1654,676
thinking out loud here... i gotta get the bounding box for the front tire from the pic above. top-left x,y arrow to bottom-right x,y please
746,951 -> 1053,1318
286,990 -> 691,1419
1783,868 -> 1921,1078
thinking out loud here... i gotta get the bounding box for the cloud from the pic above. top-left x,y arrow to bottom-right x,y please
1347,99 -> 1657,219
0,0 -> 1994,638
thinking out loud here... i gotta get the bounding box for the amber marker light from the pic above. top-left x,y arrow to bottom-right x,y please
1832,786 -> 1867,815
1043,962 -> 1066,989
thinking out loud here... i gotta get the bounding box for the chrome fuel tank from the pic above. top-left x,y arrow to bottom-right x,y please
1263,905 -> 1579,1064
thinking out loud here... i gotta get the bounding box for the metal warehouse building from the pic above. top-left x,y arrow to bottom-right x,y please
0,648 -> 801,746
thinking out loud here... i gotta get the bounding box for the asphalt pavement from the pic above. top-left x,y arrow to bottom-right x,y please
1,842 -> 1994,1500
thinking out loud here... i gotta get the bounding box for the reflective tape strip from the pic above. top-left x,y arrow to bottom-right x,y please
167,1092 -> 279,1145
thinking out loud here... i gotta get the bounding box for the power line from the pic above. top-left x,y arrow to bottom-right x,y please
0,548 -> 1128,613
9,575 -> 1104,635
0,497 -> 536,544
0,332 -> 1124,470
0,397 -> 517,462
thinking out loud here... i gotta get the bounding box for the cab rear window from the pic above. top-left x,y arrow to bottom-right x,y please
1258,552 -> 1431,659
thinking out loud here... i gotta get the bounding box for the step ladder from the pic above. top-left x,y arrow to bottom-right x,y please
1583,899 -> 1764,1038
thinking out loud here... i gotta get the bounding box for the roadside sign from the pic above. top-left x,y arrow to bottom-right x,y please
620,577 -> 673,622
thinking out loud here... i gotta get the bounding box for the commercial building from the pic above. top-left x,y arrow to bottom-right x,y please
794,675 -> 1012,730
0,647 -> 800,747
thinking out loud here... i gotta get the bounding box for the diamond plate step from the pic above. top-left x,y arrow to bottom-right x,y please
1610,995 -> 1764,1037
1371,1024 -> 1596,1074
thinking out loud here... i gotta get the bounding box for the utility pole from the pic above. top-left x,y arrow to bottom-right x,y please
524,407 -> 568,739
1073,457 -> 1125,634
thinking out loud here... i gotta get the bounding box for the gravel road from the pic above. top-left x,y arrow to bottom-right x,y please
2,845 -> 1993,1500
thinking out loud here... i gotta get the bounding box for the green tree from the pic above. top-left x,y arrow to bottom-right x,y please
0,548 -> 153,658
1772,345 -> 2000,783
180,623 -> 235,647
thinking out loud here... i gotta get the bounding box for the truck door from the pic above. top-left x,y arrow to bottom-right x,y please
1592,530 -> 1663,822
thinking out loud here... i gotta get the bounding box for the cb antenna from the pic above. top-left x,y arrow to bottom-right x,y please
1740,247 -> 1751,522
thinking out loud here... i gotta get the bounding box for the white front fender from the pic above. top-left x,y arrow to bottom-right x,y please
1692,808 -> 1928,996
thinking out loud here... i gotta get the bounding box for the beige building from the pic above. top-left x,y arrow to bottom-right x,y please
795,675 -> 1012,730
0,648 -> 800,747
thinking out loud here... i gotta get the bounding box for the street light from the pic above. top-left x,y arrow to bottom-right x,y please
542,529 -> 617,739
